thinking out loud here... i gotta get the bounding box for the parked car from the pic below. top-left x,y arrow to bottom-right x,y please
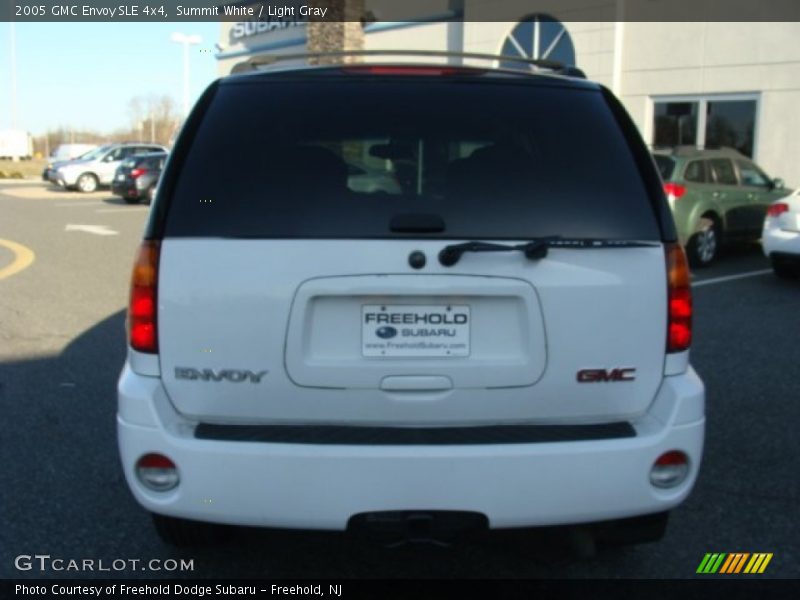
763,188 -> 800,278
54,142 -> 168,192
43,145 -> 101,182
111,152 -> 167,204
118,52 -> 704,549
653,146 -> 790,267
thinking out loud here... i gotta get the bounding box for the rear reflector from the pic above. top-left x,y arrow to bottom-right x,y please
136,453 -> 179,491
766,203 -> 789,217
650,450 -> 689,488
128,241 -> 160,353
666,243 -> 692,353
663,183 -> 687,199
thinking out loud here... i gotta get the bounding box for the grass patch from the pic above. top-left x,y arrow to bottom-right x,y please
0,158 -> 48,179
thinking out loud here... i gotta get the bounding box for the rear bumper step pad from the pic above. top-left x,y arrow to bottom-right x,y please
194,422 -> 636,445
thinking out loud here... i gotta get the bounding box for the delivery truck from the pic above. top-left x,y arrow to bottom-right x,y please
0,130 -> 34,160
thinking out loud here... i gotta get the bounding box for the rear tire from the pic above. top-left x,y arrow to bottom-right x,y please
687,218 -> 719,268
595,511 -> 669,547
124,196 -> 140,205
151,513 -> 232,547
771,256 -> 799,279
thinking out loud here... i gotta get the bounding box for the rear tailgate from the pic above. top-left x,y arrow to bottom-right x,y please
151,73 -> 673,426
157,240 -> 666,424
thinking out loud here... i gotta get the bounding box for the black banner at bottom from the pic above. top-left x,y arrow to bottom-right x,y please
4,579 -> 800,600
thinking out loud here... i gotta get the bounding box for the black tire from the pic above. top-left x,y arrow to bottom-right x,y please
76,173 -> 98,193
771,257 -> 798,279
687,218 -> 719,268
595,512 -> 669,547
151,513 -> 232,547
124,195 -> 140,205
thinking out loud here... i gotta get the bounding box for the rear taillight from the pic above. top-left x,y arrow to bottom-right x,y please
663,183 -> 687,200
666,242 -> 692,353
130,167 -> 147,179
342,65 -> 471,76
128,241 -> 160,353
766,203 -> 789,217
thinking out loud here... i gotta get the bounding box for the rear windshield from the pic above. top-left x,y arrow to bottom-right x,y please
653,155 -> 675,181
163,79 -> 661,240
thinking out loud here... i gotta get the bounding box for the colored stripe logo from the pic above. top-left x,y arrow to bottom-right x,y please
697,553 -> 773,574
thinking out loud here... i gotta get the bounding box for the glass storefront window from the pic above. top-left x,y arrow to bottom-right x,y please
651,96 -> 759,158
653,102 -> 698,147
706,100 -> 757,157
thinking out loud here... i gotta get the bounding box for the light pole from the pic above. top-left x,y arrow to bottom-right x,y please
170,32 -> 202,118
10,22 -> 18,129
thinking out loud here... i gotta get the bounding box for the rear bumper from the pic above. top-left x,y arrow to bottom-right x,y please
763,227 -> 800,259
111,182 -> 138,198
117,366 -> 705,530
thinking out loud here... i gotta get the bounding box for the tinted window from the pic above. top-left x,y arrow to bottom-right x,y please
706,100 -> 756,158
164,80 -> 661,240
684,160 -> 706,183
122,147 -> 142,160
104,147 -> 123,161
653,102 -> 698,147
653,155 -> 675,180
709,159 -> 737,185
735,159 -> 769,187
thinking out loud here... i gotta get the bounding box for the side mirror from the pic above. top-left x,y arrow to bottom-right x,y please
771,178 -> 785,190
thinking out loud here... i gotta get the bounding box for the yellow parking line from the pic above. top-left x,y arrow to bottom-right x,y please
0,238 -> 35,280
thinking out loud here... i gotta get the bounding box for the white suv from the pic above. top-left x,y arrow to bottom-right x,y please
118,53 -> 705,549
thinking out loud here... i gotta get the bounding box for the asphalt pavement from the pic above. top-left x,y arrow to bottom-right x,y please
1,181 -> 798,579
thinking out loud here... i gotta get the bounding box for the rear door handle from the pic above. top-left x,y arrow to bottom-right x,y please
380,376 -> 453,392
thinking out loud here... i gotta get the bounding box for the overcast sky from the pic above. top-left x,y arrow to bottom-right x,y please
0,22 -> 220,135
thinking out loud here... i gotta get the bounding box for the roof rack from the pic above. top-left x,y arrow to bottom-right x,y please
230,49 -> 586,78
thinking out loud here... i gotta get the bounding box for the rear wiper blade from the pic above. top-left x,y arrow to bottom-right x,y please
439,239 -> 552,266
438,238 -> 659,266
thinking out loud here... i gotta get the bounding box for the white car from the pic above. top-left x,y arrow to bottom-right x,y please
763,188 -> 800,278
118,52 -> 705,550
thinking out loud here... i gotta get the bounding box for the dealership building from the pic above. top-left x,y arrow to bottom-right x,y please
216,1 -> 800,186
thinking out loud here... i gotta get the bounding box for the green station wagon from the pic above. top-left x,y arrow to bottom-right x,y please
653,147 -> 790,266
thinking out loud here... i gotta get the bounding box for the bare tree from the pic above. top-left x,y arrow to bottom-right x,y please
125,94 -> 180,145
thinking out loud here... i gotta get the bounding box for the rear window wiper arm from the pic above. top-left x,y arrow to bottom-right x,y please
439,238 -> 659,266
439,239 -> 551,266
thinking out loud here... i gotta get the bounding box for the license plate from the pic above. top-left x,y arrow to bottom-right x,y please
117,174 -> 125,181
361,304 -> 470,357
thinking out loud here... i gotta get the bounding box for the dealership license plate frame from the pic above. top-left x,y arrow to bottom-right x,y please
361,304 -> 471,358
